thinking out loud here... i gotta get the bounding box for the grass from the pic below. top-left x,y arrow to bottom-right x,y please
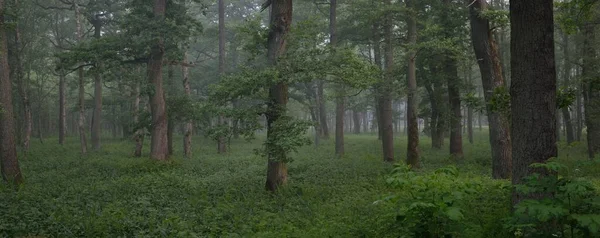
0,131 -> 597,237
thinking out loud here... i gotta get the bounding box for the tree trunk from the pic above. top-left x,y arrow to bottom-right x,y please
353,110 -> 361,134
265,0 -> 292,192
330,0 -> 344,157
0,0 -> 23,185
148,0 -> 168,161
167,118 -> 174,155
443,0 -> 463,159
58,74 -> 66,145
217,0 -> 227,154
372,22 -> 383,141
469,0 -> 512,179
75,1 -> 87,154
561,33 -> 575,144
406,0 -> 420,168
14,18 -> 31,153
381,0 -> 394,163
133,79 -> 144,157
510,0 -> 557,205
91,21 -> 103,150
317,81 -> 328,138
582,23 -> 600,159
182,52 -> 193,158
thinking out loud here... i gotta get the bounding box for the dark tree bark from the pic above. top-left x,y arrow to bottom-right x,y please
468,0 -> 512,179
148,0 -> 169,161
442,0 -> 463,159
217,0 -> 227,154
582,23 -> 600,159
406,0 -> 420,168
510,0 -> 557,204
265,0 -> 293,192
91,20 -> 103,151
0,0 -> 23,185
381,0 -> 394,163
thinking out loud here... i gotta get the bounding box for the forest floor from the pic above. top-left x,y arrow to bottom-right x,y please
1,131 -> 599,237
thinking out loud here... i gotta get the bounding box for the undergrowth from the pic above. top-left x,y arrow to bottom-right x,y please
0,132 -> 597,237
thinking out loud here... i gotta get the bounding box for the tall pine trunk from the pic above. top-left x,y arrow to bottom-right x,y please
510,0 -> 557,205
0,0 -> 23,185
265,0 -> 293,192
406,0 -> 420,168
442,0 -> 462,159
148,0 -> 169,161
468,0 -> 511,179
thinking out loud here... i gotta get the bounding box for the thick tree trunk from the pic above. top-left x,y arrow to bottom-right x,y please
510,0 -> 557,204
442,0 -> 463,159
148,0 -> 169,161
469,0 -> 512,179
264,0 -> 292,192
406,0 -> 420,168
582,24 -> 600,159
75,0 -> 87,154
1,0 -> 23,185
182,52 -> 192,158
372,22 -> 384,141
14,25 -> 31,152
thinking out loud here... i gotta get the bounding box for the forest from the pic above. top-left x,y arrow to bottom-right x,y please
0,0 -> 599,237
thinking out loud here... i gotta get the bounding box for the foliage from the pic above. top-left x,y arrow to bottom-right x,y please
506,161 -> 600,237
557,86 -> 577,109
381,164 -> 510,237
489,86 -> 511,116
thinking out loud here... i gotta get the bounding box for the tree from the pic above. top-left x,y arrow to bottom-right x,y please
381,0 -> 393,163
510,0 -> 557,204
406,0 -> 420,168
218,0 -> 227,154
148,0 -> 169,161
264,0 -> 293,192
468,0 -> 511,179
0,0 -> 23,185
331,0 -> 344,157
74,0 -> 88,154
441,0 -> 463,159
182,52 -> 193,158
582,14 -> 600,159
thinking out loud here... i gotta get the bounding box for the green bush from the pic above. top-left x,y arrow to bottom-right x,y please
506,161 -> 600,237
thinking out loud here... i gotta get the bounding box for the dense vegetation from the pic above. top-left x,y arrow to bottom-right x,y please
2,0 -> 600,237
